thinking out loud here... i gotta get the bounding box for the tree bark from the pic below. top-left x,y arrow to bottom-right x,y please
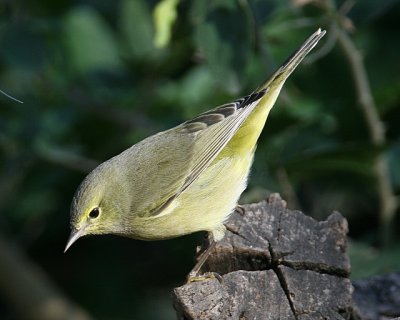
173,193 -> 354,319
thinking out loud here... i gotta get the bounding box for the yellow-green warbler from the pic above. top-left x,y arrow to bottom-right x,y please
65,29 -> 325,277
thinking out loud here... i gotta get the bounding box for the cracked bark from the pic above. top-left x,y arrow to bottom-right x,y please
172,193 -> 355,319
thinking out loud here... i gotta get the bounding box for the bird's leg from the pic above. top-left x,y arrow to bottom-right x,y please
186,239 -> 215,282
186,239 -> 222,283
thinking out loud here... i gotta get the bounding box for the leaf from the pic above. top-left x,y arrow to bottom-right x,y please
156,66 -> 218,119
284,143 -> 385,179
194,4 -> 253,94
16,189 -> 58,219
349,241 -> 400,280
64,7 -> 122,73
153,0 -> 180,48
119,0 -> 154,58
195,22 -> 239,93
177,66 -> 218,117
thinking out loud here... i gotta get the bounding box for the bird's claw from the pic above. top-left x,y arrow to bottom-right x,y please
186,271 -> 223,284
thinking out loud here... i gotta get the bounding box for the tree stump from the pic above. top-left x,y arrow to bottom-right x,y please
172,193 -> 354,319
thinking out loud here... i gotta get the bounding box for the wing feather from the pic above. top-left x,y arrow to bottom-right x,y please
147,88 -> 268,217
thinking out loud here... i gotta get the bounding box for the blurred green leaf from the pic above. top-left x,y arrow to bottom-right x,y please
194,4 -> 253,94
349,240 -> 400,279
189,0 -> 209,23
285,144 -> 384,179
64,7 -> 122,73
375,79 -> 400,115
283,97 -> 337,134
156,66 -> 219,122
153,0 -> 180,48
15,189 -> 58,220
177,66 -> 218,117
119,0 -> 154,59
195,22 -> 239,93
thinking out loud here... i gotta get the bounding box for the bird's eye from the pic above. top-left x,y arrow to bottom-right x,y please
89,207 -> 100,219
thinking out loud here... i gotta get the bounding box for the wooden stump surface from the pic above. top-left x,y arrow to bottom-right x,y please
173,194 -> 354,319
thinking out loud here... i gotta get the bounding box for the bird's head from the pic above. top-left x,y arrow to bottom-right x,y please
64,161 -> 128,252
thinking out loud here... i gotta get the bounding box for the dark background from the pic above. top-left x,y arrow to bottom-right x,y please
1,0 -> 400,319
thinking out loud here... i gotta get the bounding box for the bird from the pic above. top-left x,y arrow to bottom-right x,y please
65,28 -> 326,279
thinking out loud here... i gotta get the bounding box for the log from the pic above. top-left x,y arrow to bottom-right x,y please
172,193 -> 354,319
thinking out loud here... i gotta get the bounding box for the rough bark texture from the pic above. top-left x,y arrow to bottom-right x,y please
173,194 -> 354,319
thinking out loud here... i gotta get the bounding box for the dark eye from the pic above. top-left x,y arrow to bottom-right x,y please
89,207 -> 100,219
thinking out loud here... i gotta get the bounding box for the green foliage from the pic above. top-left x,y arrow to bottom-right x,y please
1,0 -> 400,319
153,0 -> 180,48
349,241 -> 400,279
120,0 -> 155,59
64,7 -> 122,73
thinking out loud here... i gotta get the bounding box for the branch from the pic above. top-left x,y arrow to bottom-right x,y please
323,0 -> 398,245
36,143 -> 99,174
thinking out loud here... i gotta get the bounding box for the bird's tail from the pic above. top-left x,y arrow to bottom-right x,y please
226,28 -> 326,154
258,28 -> 326,92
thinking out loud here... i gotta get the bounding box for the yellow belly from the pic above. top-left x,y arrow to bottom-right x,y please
133,150 -> 254,240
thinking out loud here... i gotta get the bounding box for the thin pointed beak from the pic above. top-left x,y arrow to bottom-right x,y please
64,228 -> 85,253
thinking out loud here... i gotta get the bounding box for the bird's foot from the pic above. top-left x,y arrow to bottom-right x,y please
186,271 -> 223,284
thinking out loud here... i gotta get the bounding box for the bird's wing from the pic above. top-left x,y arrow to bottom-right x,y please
144,88 -> 268,217
130,28 -> 326,218
178,89 -> 268,192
